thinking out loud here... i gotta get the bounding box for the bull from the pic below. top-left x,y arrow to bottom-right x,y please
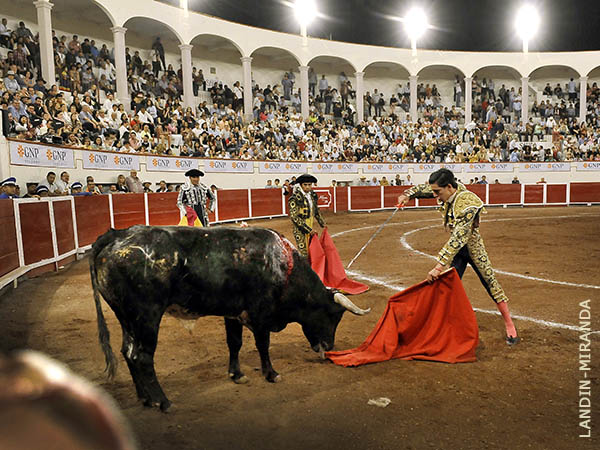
90,225 -> 370,411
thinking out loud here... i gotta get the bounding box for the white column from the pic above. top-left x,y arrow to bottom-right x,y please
409,75 -> 418,122
521,76 -> 529,125
111,26 -> 129,109
579,76 -> 588,124
179,44 -> 194,110
0,121 -> 10,183
464,76 -> 472,125
298,65 -> 309,119
34,1 -> 55,86
241,56 -> 253,122
354,71 -> 364,123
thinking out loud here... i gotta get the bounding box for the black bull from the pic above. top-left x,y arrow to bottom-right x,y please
90,225 -> 370,411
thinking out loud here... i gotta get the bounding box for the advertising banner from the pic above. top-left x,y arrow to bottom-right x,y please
312,162 -> 358,174
259,161 -> 308,173
9,141 -> 75,168
576,162 -> 600,171
362,163 -> 409,174
146,156 -> 200,172
440,163 -> 464,173
413,163 -> 443,173
204,159 -> 254,173
464,163 -> 513,173
82,151 -> 141,171
520,162 -> 571,172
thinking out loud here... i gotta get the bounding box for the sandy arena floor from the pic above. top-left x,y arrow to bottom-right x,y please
1,206 -> 599,450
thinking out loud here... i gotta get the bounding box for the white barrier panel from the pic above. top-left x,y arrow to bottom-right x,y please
464,163 -> 513,173
362,163 -> 409,174
577,162 -> 600,171
147,156 -> 200,172
204,160 -> 254,173
521,162 -> 571,172
259,161 -> 308,173
9,141 -> 75,168
82,151 -> 141,171
313,162 -> 358,173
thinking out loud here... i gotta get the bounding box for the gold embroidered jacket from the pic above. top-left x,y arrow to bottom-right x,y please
404,183 -> 484,265
288,187 -> 325,234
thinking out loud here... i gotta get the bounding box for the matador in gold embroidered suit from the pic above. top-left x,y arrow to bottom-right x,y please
288,174 -> 326,257
399,168 -> 519,344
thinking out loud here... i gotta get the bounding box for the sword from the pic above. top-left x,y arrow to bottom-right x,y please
346,206 -> 401,269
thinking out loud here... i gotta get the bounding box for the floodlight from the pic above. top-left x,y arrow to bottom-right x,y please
515,5 -> 540,52
294,0 -> 317,26
404,8 -> 428,41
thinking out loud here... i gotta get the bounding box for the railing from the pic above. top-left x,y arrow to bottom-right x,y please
1,182 -> 599,290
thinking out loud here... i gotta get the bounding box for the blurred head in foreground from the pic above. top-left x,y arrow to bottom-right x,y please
0,351 -> 137,450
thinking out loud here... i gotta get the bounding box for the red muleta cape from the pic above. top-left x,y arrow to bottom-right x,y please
325,268 -> 479,365
309,229 -> 369,295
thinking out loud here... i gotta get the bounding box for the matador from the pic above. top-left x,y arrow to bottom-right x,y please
288,174 -> 326,257
398,168 -> 519,345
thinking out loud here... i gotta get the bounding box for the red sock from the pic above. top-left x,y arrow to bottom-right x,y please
496,301 -> 517,337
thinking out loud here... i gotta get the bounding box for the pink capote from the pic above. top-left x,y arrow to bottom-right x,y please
326,269 -> 479,366
309,229 -> 369,295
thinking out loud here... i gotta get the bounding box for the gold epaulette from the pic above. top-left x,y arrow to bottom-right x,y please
452,189 -> 484,218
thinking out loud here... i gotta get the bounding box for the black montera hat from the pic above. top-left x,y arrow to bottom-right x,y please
185,169 -> 204,177
292,174 -> 318,185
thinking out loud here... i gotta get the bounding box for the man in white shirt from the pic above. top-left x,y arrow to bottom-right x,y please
137,106 -> 154,126
54,171 -> 71,195
102,93 -> 116,113
38,171 -> 62,196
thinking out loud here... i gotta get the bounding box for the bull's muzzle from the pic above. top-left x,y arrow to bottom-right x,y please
333,293 -> 371,315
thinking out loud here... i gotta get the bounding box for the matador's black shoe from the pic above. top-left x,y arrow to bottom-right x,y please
506,335 -> 521,346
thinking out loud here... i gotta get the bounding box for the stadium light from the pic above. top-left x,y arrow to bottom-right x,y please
294,0 -> 317,26
294,0 -> 318,46
515,4 -> 540,53
403,8 -> 429,56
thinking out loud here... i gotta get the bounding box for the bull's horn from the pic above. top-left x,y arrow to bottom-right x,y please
334,293 -> 371,316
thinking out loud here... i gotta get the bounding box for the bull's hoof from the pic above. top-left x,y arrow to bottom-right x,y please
265,372 -> 281,383
230,374 -> 249,384
142,398 -> 172,412
160,399 -> 172,412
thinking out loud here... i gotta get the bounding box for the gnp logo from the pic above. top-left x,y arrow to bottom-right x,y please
491,163 -> 509,170
583,162 -> 600,169
45,149 -> 67,161
175,159 -> 193,169
113,155 -> 133,166
233,161 -> 249,169
421,164 -> 436,170
469,163 -> 485,170
210,161 -> 227,169
285,163 -> 302,170
152,158 -> 170,168
16,144 -> 39,159
90,153 -> 107,164
528,163 -> 542,170
337,163 -> 353,171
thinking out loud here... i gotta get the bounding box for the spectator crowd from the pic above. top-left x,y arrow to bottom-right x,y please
1,15 -> 600,182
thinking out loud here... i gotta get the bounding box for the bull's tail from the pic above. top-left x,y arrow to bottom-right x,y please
90,231 -> 118,379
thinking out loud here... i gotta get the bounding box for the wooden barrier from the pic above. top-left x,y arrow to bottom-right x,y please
1,182 -> 600,289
